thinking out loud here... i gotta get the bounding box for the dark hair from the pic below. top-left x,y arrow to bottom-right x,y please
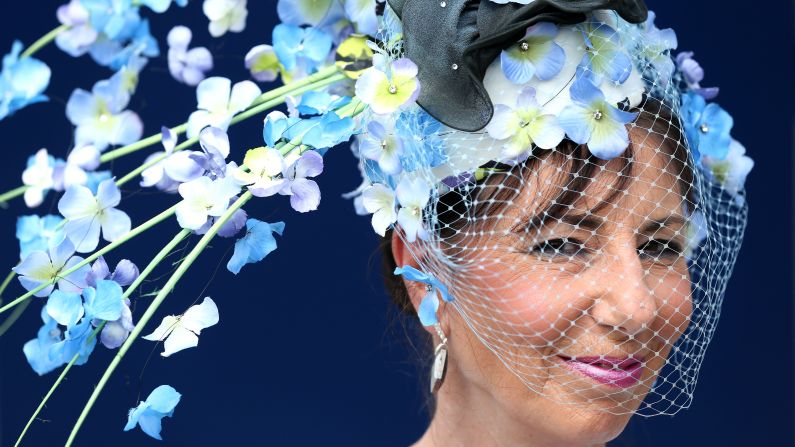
380,97 -> 694,323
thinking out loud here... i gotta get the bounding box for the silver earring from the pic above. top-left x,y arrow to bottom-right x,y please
430,323 -> 448,394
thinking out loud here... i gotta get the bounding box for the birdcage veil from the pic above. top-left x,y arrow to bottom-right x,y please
349,2 -> 751,417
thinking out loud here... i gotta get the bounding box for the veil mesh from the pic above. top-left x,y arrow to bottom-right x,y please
351,8 -> 749,416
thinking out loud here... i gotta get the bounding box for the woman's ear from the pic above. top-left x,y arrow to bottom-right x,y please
391,229 -> 447,335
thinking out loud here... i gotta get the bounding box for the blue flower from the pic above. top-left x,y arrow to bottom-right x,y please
557,77 -> 638,159
295,91 -> 350,116
344,0 -> 378,36
16,215 -> 65,260
675,51 -> 719,100
0,41 -> 51,121
500,22 -> 565,84
91,19 -> 160,71
701,138 -> 754,206
13,239 -> 89,297
272,24 -> 332,73
637,11 -> 677,85
46,280 -> 124,365
396,109 -> 448,172
681,91 -> 733,162
65,75 -> 144,151
578,21 -> 632,85
124,385 -> 182,440
393,265 -> 454,326
300,112 -> 356,150
23,306 -> 64,375
56,1 -> 100,57
359,119 -> 405,175
227,219 -> 285,274
277,0 -> 346,32
140,0 -> 189,13
82,0 -> 141,41
85,256 -> 140,288
58,179 -> 132,253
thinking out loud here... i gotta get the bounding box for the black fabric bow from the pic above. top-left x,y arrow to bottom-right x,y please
386,0 -> 648,132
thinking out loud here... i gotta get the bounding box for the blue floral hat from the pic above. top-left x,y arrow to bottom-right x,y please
0,0 -> 752,443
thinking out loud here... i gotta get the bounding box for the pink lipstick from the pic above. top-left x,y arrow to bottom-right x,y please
558,355 -> 644,388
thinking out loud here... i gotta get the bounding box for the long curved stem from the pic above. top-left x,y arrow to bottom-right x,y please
13,229 -> 190,446
20,24 -> 69,59
65,192 -> 252,446
115,72 -> 347,188
0,66 -> 345,205
0,204 -> 178,316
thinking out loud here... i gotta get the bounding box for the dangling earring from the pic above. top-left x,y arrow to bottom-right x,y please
430,321 -> 448,394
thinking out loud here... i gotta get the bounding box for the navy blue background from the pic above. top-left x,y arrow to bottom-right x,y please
0,2 -> 792,446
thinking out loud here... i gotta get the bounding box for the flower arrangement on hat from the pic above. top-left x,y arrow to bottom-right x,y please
0,0 -> 751,444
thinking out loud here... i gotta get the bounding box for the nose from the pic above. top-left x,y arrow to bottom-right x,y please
588,241 -> 658,338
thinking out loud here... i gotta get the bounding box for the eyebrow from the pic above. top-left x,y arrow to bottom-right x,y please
511,212 -> 687,234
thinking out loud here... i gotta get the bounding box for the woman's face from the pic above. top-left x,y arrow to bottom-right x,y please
420,127 -> 694,444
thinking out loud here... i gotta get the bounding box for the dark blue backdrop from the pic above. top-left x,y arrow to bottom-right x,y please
0,2 -> 792,446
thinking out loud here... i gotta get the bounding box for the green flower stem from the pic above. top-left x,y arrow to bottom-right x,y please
20,24 -> 69,59
13,228 -> 190,446
0,204 -> 178,316
115,72 -> 347,188
65,192 -> 253,447
0,65 -> 345,204
15,349 -> 81,447
0,185 -> 29,207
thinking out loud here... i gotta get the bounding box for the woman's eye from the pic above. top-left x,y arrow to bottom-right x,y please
638,239 -> 683,260
530,238 -> 587,257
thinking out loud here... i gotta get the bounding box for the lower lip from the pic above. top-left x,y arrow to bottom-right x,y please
557,357 -> 644,389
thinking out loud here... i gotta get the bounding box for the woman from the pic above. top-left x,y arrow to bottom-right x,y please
350,0 -> 752,445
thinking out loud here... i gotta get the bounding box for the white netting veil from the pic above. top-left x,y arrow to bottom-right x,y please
350,6 -> 750,418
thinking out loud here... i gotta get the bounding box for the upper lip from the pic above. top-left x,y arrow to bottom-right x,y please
558,354 -> 645,370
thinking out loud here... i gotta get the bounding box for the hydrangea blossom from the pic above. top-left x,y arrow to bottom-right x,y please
65,76 -> 144,151
124,385 -> 181,440
557,77 -> 638,159
186,77 -> 261,138
23,306 -> 64,375
361,183 -> 397,236
167,26 -> 213,86
58,179 -> 132,253
140,0 -> 189,13
579,21 -> 632,85
21,149 -> 54,208
190,126 -> 231,179
276,0 -> 345,31
47,280 -> 124,365
235,147 -> 287,197
13,239 -> 89,297
637,12 -> 678,85
343,0 -> 378,36
141,127 -> 204,192
681,91 -> 733,162
701,138 -> 754,206
395,177 -> 430,243
486,87 -> 564,158
142,297 -> 219,357
203,0 -> 248,37
272,24 -> 333,73
245,44 -> 279,82
16,214 -> 65,259
359,119 -> 404,175
56,0 -> 99,57
0,41 -> 51,120
393,265 -> 454,326
356,58 -> 420,115
226,219 -> 285,274
175,176 -> 240,230
500,22 -> 565,85
675,51 -> 719,100
57,144 -> 102,190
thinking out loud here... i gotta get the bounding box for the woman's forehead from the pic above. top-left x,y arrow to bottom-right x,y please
504,132 -> 687,228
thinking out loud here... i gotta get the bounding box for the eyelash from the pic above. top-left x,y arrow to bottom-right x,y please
529,238 -> 684,260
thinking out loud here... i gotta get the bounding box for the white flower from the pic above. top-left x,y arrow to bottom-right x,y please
175,176 -> 241,230
203,0 -> 248,38
21,149 -> 54,207
143,297 -> 219,357
395,177 -> 430,243
58,179 -> 132,253
186,77 -> 261,138
61,144 -> 101,189
362,183 -> 397,236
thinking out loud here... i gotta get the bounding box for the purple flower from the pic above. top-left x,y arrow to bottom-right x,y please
167,26 -> 213,86
675,51 -> 719,100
